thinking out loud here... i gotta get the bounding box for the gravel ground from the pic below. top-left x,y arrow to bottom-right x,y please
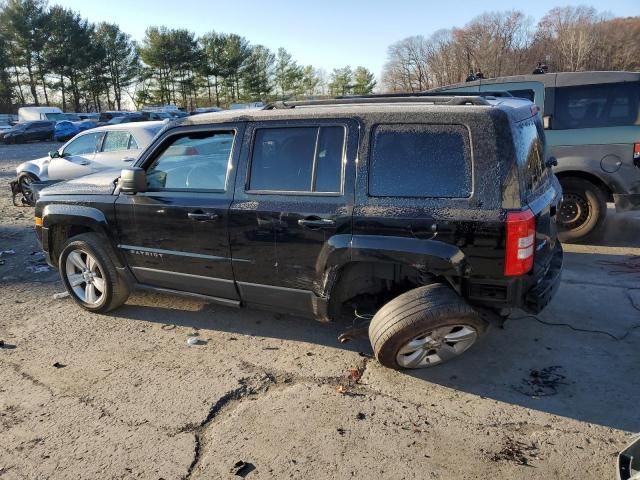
1,142 -> 639,479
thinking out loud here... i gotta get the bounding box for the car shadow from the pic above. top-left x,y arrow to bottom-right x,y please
572,206 -> 640,249
115,245 -> 640,432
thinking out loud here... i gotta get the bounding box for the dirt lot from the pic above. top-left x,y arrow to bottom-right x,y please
1,142 -> 639,479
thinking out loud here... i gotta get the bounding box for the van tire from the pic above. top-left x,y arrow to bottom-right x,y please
558,177 -> 607,242
369,283 -> 488,369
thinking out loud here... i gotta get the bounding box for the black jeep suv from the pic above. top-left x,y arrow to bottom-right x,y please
34,94 -> 563,370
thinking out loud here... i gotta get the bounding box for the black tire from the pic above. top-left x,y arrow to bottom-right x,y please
17,172 -> 39,206
14,135 -> 24,144
58,233 -> 130,313
369,283 -> 488,370
557,177 -> 607,243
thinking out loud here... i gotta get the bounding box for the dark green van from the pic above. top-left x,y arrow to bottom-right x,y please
434,72 -> 640,241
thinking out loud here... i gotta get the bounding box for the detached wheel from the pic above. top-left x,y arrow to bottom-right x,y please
369,283 -> 488,369
557,177 -> 607,242
17,172 -> 38,206
59,233 -> 130,313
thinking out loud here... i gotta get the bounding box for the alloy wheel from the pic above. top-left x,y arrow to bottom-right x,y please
64,249 -> 106,306
395,325 -> 478,368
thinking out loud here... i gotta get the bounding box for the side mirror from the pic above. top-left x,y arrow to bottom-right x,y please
119,167 -> 147,194
49,150 -> 60,159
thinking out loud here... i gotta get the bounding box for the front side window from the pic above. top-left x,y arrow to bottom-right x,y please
63,132 -> 102,156
554,81 -> 640,130
102,131 -> 131,152
146,131 -> 234,191
369,124 -> 472,198
249,126 -> 345,193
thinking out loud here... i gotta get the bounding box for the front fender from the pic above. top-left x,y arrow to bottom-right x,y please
41,204 -> 112,259
16,158 -> 49,181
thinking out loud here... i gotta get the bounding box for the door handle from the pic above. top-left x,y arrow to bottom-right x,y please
122,157 -> 135,162
188,211 -> 219,222
298,217 -> 336,229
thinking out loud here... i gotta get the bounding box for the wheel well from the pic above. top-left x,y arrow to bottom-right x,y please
49,224 -> 93,265
555,171 -> 613,202
327,262 -> 438,321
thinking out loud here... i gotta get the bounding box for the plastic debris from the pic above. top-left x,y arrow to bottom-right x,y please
231,461 -> 255,477
52,362 -> 66,368
187,337 -> 206,346
53,291 -> 70,300
26,265 -> 52,274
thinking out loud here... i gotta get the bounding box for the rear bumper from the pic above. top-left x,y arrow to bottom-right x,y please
465,243 -> 563,313
614,193 -> 640,212
523,243 -> 563,314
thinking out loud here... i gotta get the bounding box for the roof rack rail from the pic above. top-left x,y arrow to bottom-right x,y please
337,91 -> 513,99
264,95 -> 490,110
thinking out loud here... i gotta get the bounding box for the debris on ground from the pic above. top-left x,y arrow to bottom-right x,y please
513,366 -> 568,397
0,249 -> 16,256
231,460 -> 255,477
337,427 -> 346,436
52,291 -> 70,300
0,340 -> 16,350
356,412 -> 366,420
187,337 -> 206,346
26,264 -> 51,274
161,324 -> 176,331
345,367 -> 362,383
52,362 -> 66,369
490,437 -> 540,466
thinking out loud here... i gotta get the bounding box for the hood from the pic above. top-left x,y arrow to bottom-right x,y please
39,169 -> 121,197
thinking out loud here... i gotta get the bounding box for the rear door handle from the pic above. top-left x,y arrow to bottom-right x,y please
188,211 -> 219,222
298,217 -> 336,229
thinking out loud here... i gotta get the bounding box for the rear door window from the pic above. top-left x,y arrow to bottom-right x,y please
102,131 -> 131,152
369,124 -> 472,198
249,126 -> 345,193
554,81 -> 640,129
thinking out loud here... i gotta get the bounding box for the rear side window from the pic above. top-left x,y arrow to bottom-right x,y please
249,126 -> 344,193
554,81 -> 640,129
369,124 -> 472,198
514,119 -> 547,196
508,89 -> 535,102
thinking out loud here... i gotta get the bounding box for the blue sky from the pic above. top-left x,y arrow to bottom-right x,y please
57,0 -> 638,77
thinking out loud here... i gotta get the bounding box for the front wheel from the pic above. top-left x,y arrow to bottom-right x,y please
59,233 -> 130,313
557,177 -> 607,243
17,172 -> 39,206
369,283 -> 488,369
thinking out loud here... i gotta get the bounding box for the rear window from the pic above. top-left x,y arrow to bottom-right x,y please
249,126 -> 345,193
554,81 -> 640,130
369,124 -> 472,198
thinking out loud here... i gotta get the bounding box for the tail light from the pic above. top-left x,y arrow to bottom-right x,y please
504,209 -> 535,276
